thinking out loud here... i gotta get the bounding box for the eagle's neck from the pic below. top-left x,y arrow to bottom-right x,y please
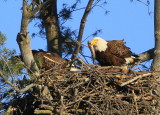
94,40 -> 108,52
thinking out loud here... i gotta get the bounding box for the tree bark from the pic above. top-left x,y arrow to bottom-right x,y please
17,0 -> 39,76
151,1 -> 160,113
151,0 -> 160,71
41,0 -> 62,56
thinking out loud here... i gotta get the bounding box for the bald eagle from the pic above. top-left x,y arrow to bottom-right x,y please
13,50 -> 77,71
89,37 -> 137,66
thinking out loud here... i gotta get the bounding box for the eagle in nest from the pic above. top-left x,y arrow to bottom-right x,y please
89,37 -> 138,66
14,50 -> 77,71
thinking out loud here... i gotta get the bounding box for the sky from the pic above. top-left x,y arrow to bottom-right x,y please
0,0 -> 154,65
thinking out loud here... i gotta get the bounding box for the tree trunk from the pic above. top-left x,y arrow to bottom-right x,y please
41,0 -> 62,57
17,0 -> 39,76
151,0 -> 160,71
151,1 -> 160,113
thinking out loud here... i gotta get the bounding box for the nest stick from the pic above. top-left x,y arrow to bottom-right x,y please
43,56 -> 61,64
120,73 -> 152,87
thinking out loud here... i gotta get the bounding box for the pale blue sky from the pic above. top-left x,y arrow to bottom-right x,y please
0,0 -> 154,64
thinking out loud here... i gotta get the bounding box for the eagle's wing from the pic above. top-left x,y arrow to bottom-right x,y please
107,40 -> 132,58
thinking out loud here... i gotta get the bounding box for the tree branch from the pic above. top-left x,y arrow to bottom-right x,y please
17,0 -> 39,76
29,0 -> 52,19
71,0 -> 95,60
0,71 -> 37,93
138,48 -> 154,62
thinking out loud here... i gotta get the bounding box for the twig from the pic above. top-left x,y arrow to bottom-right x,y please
43,55 -> 61,64
132,90 -> 139,115
77,57 -> 89,66
84,100 -> 102,114
34,109 -> 52,114
79,51 -> 90,64
120,73 -> 152,86
39,104 -> 53,111
65,40 -> 88,47
60,95 -> 65,115
137,0 -> 149,6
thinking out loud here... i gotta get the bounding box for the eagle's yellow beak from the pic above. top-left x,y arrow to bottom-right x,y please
90,39 -> 98,46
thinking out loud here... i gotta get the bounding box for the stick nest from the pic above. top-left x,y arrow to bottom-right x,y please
11,63 -> 159,115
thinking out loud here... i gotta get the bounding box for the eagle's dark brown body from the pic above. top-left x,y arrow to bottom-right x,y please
32,50 -> 68,70
95,40 -> 132,66
15,50 -> 68,70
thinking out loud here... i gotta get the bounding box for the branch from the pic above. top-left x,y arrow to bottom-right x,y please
132,90 -> 139,115
29,0 -> 52,19
71,0 -> 95,60
120,73 -> 152,87
17,0 -> 39,76
0,71 -> 37,93
138,48 -> 154,62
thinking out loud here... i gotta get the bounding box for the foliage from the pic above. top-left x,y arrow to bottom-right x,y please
34,56 -> 43,69
0,32 -> 27,112
0,32 -> 24,76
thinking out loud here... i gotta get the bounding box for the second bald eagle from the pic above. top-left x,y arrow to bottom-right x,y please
89,37 -> 138,66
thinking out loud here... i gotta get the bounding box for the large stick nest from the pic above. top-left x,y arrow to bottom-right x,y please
8,53 -> 159,115
11,63 -> 159,115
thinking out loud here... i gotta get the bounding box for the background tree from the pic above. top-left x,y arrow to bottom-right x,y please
40,0 -> 62,56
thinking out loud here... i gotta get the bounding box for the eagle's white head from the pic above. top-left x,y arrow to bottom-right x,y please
90,37 -> 108,52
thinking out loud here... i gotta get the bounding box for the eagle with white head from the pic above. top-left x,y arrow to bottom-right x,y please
89,37 -> 137,66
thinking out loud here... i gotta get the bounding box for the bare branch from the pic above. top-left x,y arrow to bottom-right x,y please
137,0 -> 149,6
71,0 -> 95,60
138,48 -> 154,62
17,0 -> 39,76
0,71 -> 37,93
65,40 -> 88,47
